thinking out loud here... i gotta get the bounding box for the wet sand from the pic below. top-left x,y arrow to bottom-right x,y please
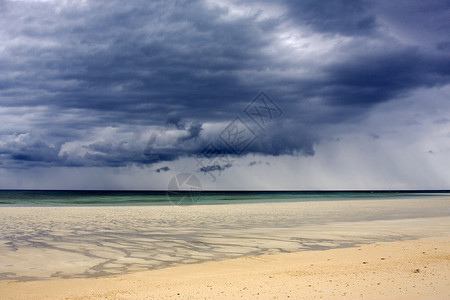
0,197 -> 449,298
0,237 -> 449,299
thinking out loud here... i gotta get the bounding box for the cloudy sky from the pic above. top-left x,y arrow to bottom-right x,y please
1,0 -> 449,190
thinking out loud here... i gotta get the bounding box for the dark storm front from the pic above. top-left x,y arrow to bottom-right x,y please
195,91 -> 283,183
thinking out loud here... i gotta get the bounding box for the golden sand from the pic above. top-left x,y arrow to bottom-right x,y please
0,237 -> 449,299
1,198 -> 449,299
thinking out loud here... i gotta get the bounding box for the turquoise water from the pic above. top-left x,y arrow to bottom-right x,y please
0,190 -> 449,206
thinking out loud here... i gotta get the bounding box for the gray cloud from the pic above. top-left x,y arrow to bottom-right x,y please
286,0 -> 378,36
155,166 -> 170,173
199,163 -> 232,174
0,133 -> 64,168
0,0 -> 449,171
248,161 -> 269,167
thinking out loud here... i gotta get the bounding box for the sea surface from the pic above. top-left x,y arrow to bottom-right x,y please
0,190 -> 449,206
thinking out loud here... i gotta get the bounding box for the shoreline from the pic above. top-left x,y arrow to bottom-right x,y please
1,237 -> 449,299
1,191 -> 449,207
1,199 -> 450,281
1,198 -> 449,298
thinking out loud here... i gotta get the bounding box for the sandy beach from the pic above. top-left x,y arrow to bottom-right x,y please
1,197 -> 449,299
0,237 -> 449,299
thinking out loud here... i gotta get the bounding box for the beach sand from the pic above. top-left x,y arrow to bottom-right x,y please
1,197 -> 449,299
0,237 -> 449,299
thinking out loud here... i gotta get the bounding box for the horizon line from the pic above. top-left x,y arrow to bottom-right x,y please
1,189 -> 450,193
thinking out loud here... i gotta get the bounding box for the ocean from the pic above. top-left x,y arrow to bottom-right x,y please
0,190 -> 449,206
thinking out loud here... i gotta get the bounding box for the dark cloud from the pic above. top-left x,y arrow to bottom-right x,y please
0,133 -> 64,168
323,49 -> 450,107
156,166 -> 170,173
177,122 -> 203,143
0,0 -> 449,169
286,0 -> 378,36
434,118 -> 450,124
199,163 -> 232,174
437,41 -> 450,52
248,161 -> 269,167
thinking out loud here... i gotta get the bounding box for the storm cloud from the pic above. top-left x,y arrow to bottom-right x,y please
0,0 -> 449,188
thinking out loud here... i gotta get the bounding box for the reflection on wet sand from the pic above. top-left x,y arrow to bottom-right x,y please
1,198 -> 449,280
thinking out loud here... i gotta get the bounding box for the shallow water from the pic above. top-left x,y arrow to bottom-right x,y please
0,197 -> 449,280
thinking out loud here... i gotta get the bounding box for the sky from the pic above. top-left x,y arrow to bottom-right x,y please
0,0 -> 449,190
